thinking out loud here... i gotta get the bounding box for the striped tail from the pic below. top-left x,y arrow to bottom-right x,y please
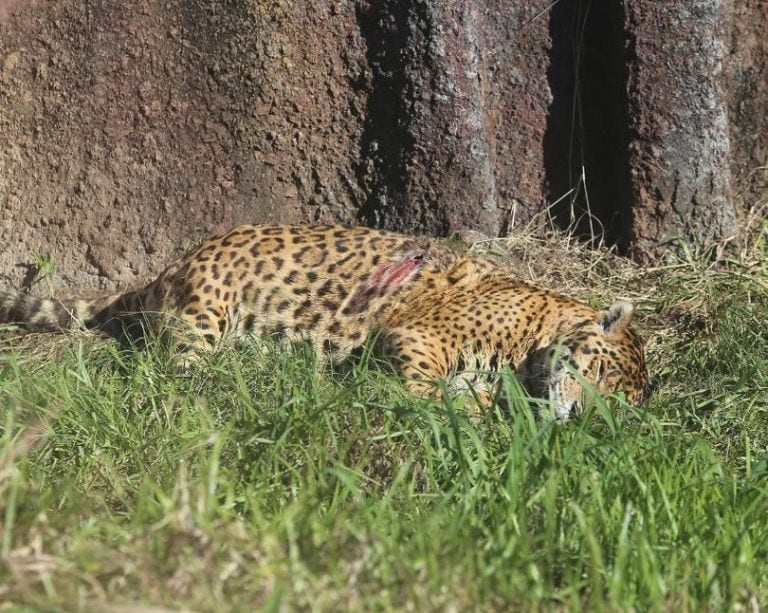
0,290 -> 127,332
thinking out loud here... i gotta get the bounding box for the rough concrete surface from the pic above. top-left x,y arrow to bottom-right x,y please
625,0 -> 738,258
0,0 -> 551,291
0,0 -> 376,290
0,0 -> 766,291
728,0 -> 768,233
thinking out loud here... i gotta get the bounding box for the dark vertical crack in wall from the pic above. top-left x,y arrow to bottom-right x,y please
355,0 -> 414,228
544,0 -> 633,249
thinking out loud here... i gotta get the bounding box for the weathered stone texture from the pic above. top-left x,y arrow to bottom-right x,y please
0,0 -> 374,289
0,0 -> 766,291
625,0 -> 739,258
356,1 -> 551,236
0,0 -> 552,291
728,0 -> 768,233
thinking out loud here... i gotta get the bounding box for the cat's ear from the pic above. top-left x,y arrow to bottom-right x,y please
597,300 -> 634,335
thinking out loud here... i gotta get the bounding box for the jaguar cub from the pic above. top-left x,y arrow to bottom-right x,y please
0,224 -> 651,420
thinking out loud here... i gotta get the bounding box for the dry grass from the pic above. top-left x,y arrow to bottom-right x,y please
0,327 -> 110,364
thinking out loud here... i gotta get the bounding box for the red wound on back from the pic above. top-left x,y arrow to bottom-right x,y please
369,253 -> 425,292
340,252 -> 426,316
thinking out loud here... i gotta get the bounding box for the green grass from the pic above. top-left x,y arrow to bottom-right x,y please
1,248 -> 767,610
